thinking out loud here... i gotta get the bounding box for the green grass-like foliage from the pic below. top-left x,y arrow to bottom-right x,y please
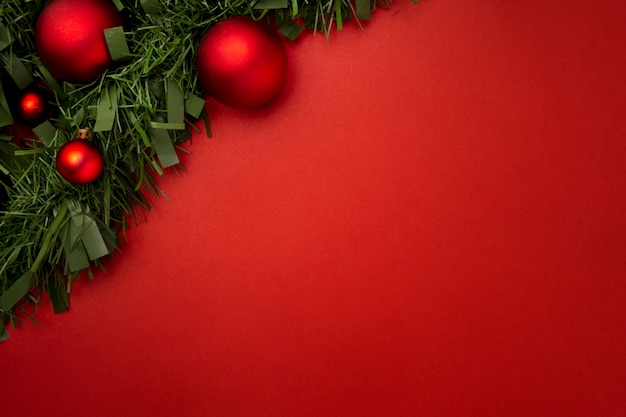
0,0 -> 414,340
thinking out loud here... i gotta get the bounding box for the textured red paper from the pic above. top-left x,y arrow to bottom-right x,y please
2,1 -> 626,416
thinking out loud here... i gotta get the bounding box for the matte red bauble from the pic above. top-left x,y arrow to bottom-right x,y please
34,0 -> 123,84
196,16 -> 288,109
56,139 -> 104,185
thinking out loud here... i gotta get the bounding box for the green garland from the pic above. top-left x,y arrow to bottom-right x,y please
0,0 -> 416,342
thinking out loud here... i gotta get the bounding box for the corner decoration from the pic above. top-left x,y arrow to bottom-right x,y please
0,0 -> 417,342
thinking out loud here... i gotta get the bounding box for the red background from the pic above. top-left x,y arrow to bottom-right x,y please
3,1 -> 626,416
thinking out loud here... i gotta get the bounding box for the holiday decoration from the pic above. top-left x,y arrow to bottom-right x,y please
17,91 -> 45,121
196,16 -> 288,109
34,0 -> 123,84
13,87 -> 51,126
0,0 -> 418,342
56,138 -> 104,185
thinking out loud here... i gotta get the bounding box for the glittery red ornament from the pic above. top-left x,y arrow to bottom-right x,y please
34,0 -> 123,84
196,16 -> 288,109
56,139 -> 104,185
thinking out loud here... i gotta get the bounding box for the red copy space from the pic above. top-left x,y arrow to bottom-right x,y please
2,1 -> 626,416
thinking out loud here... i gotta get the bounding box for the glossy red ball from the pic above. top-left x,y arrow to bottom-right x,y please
196,16 -> 288,109
56,139 -> 104,185
34,0 -> 123,84
17,91 -> 46,122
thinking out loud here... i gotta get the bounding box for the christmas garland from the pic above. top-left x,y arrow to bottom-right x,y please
0,0 -> 416,342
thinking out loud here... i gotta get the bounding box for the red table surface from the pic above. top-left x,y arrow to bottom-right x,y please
2,1 -> 626,416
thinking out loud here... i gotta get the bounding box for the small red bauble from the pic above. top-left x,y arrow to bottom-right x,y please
34,0 -> 123,84
13,87 -> 54,127
196,16 -> 288,108
18,91 -> 46,122
56,139 -> 104,185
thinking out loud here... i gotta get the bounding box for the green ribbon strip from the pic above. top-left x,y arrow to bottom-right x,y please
356,0 -> 372,19
76,216 -> 110,261
253,0 -> 288,8
278,17 -> 304,41
0,270 -> 35,313
48,274 -> 70,314
2,141 -> 31,172
0,107 -> 13,127
148,127 -> 179,168
184,94 -> 206,119
96,218 -> 119,252
149,121 -> 185,130
111,0 -> 125,11
166,80 -> 184,125
7,54 -> 33,90
0,325 -> 9,342
61,221 -> 91,273
69,211 -> 110,261
104,26 -> 131,62
32,120 -> 57,147
0,23 -> 11,51
0,142 -> 15,175
61,203 -> 116,271
0,81 -> 13,128
140,0 -> 161,14
94,86 -> 118,132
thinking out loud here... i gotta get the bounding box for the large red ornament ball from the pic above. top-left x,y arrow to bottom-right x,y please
56,139 -> 104,185
34,0 -> 123,84
196,16 -> 288,109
